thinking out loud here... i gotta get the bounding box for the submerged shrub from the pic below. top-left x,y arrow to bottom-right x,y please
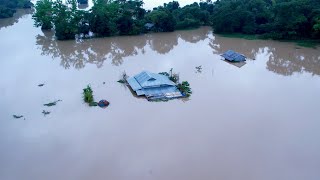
178,81 -> 192,97
83,85 -> 94,104
117,71 -> 128,84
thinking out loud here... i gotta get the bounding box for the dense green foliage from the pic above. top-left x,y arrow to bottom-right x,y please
0,0 -> 32,18
32,0 -> 320,41
178,81 -> 192,97
33,0 -> 213,40
32,0 -> 54,29
83,85 -> 96,106
211,0 -> 320,40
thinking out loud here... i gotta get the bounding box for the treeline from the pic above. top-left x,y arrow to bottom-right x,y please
0,0 -> 33,18
33,0 -> 320,41
33,0 -> 214,40
211,0 -> 320,39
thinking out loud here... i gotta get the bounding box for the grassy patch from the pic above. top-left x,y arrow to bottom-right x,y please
42,110 -> 50,116
218,33 -> 258,40
218,33 -> 320,48
295,40 -> 320,48
117,80 -> 126,84
117,71 -> 128,84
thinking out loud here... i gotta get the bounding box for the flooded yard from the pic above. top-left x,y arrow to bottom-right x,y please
0,9 -> 320,180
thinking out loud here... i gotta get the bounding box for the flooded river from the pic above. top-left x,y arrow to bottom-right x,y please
0,9 -> 320,180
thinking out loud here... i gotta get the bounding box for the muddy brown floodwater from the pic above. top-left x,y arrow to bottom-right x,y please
1,9 -> 320,180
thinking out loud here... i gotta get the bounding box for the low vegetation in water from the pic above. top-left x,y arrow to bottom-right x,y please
42,110 -> 50,116
83,85 -> 94,105
0,0 -> 32,18
195,65 -> 202,73
159,68 -> 180,84
117,71 -> 128,84
178,81 -> 192,97
160,68 -> 192,98
218,33 -> 258,40
83,85 -> 100,107
13,115 -> 23,119
44,100 -> 62,107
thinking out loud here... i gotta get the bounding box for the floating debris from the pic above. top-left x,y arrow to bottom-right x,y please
98,100 -> 110,108
44,100 -> 62,107
38,83 -> 45,87
103,82 -> 106,84
117,71 -> 128,84
42,110 -> 50,116
13,115 -> 23,119
89,102 -> 98,106
195,65 -> 202,73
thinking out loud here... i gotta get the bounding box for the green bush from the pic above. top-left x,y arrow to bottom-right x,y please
83,85 -> 94,104
178,81 -> 192,97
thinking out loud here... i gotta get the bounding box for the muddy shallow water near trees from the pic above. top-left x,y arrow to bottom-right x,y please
0,11 -> 320,180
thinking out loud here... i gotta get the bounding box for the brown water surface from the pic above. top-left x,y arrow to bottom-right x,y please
0,12 -> 320,180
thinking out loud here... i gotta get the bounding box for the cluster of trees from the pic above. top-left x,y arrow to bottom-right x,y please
0,0 -> 33,18
33,0 -> 320,41
211,0 -> 320,39
33,0 -> 214,40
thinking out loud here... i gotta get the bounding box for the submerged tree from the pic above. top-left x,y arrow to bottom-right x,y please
33,0 -> 54,29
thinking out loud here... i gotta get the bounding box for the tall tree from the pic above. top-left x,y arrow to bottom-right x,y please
33,0 -> 54,30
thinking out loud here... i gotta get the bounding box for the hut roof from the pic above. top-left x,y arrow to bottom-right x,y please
221,50 -> 246,62
128,71 -> 175,90
127,71 -> 179,97
144,23 -> 154,29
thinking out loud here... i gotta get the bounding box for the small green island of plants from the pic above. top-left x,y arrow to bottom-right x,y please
83,85 -> 110,107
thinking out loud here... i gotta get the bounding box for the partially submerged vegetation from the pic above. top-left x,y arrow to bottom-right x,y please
211,0 -> 320,42
158,69 -> 193,100
32,0 -> 214,40
42,110 -> 50,116
44,100 -> 62,107
218,33 -> 320,48
32,0 -> 320,44
0,0 -> 32,18
13,115 -> 24,119
83,85 -> 110,107
178,81 -> 192,97
117,71 -> 128,84
83,85 -> 97,106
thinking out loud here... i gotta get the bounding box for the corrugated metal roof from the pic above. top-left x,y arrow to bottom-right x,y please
133,71 -> 175,88
143,86 -> 180,96
128,71 -> 179,98
127,77 -> 142,91
221,50 -> 246,62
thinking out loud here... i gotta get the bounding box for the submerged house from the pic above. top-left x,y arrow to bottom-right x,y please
127,71 -> 183,100
221,50 -> 246,62
144,23 -> 155,31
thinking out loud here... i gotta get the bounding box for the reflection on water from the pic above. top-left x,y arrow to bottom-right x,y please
210,35 -> 320,76
35,27 -> 210,69
0,9 -> 33,30
36,26 -> 320,76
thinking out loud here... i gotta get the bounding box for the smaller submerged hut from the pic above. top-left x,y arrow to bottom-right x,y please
127,71 -> 183,100
144,23 -> 154,31
221,50 -> 246,62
